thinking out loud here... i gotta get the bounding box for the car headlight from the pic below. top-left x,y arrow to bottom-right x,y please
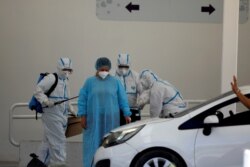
101,125 -> 145,148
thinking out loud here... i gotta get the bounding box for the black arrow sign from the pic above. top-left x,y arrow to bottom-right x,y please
126,2 -> 140,13
201,4 -> 215,15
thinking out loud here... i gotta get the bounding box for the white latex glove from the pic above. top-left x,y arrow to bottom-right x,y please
137,99 -> 146,110
69,110 -> 77,117
69,105 -> 77,117
43,100 -> 54,107
137,90 -> 150,108
137,98 -> 145,106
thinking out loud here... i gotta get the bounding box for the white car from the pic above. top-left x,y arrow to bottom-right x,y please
93,86 -> 250,167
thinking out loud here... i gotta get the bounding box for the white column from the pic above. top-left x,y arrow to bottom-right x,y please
221,0 -> 239,93
244,149 -> 250,167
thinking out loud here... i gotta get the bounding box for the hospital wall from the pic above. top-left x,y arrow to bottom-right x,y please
0,0 -> 249,162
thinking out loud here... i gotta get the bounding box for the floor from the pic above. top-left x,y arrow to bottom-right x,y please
0,162 -> 18,167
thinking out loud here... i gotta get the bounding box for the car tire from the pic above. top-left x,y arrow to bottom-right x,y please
134,150 -> 185,167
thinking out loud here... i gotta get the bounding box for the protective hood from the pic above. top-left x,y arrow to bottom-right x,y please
57,57 -> 73,79
57,57 -> 73,71
117,53 -> 131,67
139,70 -> 158,90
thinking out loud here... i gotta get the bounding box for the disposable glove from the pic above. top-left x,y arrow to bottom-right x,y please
69,105 -> 77,117
137,98 -> 146,109
43,100 -> 54,107
137,90 -> 150,109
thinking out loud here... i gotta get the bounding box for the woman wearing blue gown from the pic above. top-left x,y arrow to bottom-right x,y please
77,57 -> 132,167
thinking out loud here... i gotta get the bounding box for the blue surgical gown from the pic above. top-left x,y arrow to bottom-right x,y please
77,75 -> 131,167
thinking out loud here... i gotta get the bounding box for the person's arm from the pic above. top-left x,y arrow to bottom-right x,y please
117,79 -> 132,123
137,90 -> 150,109
77,79 -> 89,128
150,86 -> 164,118
34,74 -> 55,106
231,75 -> 250,109
134,71 -> 143,95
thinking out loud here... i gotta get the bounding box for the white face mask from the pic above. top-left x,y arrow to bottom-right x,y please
59,70 -> 70,79
99,71 -> 109,79
119,68 -> 129,76
64,71 -> 70,78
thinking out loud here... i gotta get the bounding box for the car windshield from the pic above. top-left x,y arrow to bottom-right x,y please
172,90 -> 234,118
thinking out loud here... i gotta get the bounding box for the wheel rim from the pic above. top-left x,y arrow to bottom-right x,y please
143,157 -> 176,167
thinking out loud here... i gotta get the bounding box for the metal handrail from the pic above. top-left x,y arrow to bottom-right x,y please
9,102 -> 77,147
9,103 -> 28,147
9,100 -> 205,147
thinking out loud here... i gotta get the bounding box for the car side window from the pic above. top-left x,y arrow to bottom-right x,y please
218,110 -> 250,127
179,93 -> 250,130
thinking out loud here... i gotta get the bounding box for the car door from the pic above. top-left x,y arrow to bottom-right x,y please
195,107 -> 250,167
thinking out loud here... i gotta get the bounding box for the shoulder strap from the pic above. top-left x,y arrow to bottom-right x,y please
45,73 -> 58,96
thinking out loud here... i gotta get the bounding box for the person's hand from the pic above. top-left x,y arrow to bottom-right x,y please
137,90 -> 150,108
137,98 -> 145,108
43,100 -> 54,107
69,105 -> 77,117
81,116 -> 87,129
125,116 -> 131,124
231,75 -> 240,94
69,110 -> 77,117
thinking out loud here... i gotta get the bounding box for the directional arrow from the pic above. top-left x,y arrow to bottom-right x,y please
126,2 -> 140,13
201,4 -> 215,15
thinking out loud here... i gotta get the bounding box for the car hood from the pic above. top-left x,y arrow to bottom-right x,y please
110,118 -> 172,132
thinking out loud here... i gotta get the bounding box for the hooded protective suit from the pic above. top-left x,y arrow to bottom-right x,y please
139,70 -> 187,118
115,53 -> 142,108
34,57 -> 74,167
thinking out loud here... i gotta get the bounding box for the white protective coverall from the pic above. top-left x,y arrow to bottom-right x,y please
115,53 -> 142,108
34,58 -> 74,167
139,69 -> 187,118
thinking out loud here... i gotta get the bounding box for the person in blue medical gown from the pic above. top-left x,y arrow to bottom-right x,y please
77,57 -> 132,167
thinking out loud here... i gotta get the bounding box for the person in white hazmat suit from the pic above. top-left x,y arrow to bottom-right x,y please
138,69 -> 187,118
33,57 -> 75,167
115,53 -> 143,125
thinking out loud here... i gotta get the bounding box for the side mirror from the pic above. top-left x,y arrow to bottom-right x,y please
203,115 -> 219,136
204,115 -> 219,124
